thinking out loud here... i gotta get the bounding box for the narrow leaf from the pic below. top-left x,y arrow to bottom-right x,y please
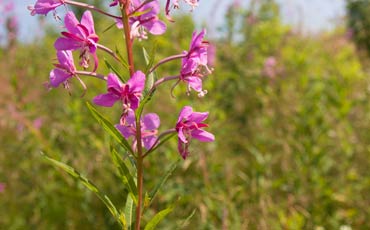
41,152 -> 123,227
180,209 -> 196,229
115,46 -> 129,70
104,58 -> 127,82
124,195 -> 135,230
148,159 -> 180,205
103,22 -> 118,33
110,146 -> 138,204
144,206 -> 174,230
86,102 -> 134,155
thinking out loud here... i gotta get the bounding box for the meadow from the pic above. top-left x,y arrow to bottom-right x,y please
0,1 -> 369,229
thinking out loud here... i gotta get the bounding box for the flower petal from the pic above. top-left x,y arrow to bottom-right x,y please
128,71 -> 145,93
57,50 -> 75,72
64,11 -> 81,35
143,136 -> 157,149
107,73 -> 123,91
115,124 -> 133,138
54,37 -> 81,51
143,113 -> 160,130
177,127 -> 188,143
186,76 -> 202,92
191,129 -> 215,142
93,93 -> 120,107
189,111 -> 209,123
49,68 -> 71,87
144,20 -> 166,35
177,106 -> 193,123
178,139 -> 188,160
81,11 -> 95,34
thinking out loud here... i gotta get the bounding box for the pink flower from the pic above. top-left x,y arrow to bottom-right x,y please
262,56 -> 277,78
54,11 -> 99,70
93,71 -> 145,111
116,111 -> 160,149
49,50 -> 76,88
116,0 -> 166,39
180,29 -> 211,96
28,0 -> 64,16
176,106 -> 214,159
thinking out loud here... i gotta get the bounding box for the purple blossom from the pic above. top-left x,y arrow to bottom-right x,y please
49,50 -> 76,88
116,0 -> 166,39
93,71 -> 145,111
176,106 -> 214,159
180,29 -> 211,96
116,111 -> 160,150
54,11 -> 99,70
28,0 -> 64,16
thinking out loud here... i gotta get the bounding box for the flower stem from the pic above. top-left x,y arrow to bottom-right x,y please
135,117 -> 144,230
149,54 -> 187,74
119,2 -> 141,229
65,0 -> 122,19
120,2 -> 135,76
149,75 -> 179,93
96,44 -> 121,62
75,71 -> 107,80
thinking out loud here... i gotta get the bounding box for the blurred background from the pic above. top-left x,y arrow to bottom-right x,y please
1,0 -> 370,229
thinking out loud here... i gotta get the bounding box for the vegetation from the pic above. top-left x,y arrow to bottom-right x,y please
0,1 -> 369,229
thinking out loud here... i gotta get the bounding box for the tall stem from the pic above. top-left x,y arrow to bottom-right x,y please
119,2 -> 141,229
121,2 -> 135,76
135,118 -> 144,230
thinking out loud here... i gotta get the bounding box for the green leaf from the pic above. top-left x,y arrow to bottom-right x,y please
103,22 -> 118,33
148,159 -> 180,206
130,8 -> 152,17
124,195 -> 135,230
115,46 -> 129,71
104,58 -> 127,82
180,209 -> 196,229
41,152 -> 123,227
110,146 -> 138,204
142,45 -> 157,93
86,102 -> 134,155
144,206 -> 174,230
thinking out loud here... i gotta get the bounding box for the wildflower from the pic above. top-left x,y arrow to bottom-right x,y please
93,71 -> 145,111
262,56 -> 277,78
54,11 -> 99,70
49,50 -> 76,87
116,0 -> 166,39
179,29 -> 211,96
175,106 -> 214,159
28,0 -> 64,16
116,111 -> 160,149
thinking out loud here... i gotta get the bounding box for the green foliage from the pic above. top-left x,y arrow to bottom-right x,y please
1,1 -> 370,229
347,0 -> 370,56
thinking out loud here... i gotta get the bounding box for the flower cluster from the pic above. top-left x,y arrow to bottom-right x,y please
30,0 -> 213,159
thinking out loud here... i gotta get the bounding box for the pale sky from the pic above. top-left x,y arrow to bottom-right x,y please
2,0 -> 346,43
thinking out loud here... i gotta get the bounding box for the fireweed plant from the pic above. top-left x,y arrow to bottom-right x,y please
29,0 -> 213,229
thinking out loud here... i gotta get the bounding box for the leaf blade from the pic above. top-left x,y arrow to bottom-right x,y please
86,102 -> 134,155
